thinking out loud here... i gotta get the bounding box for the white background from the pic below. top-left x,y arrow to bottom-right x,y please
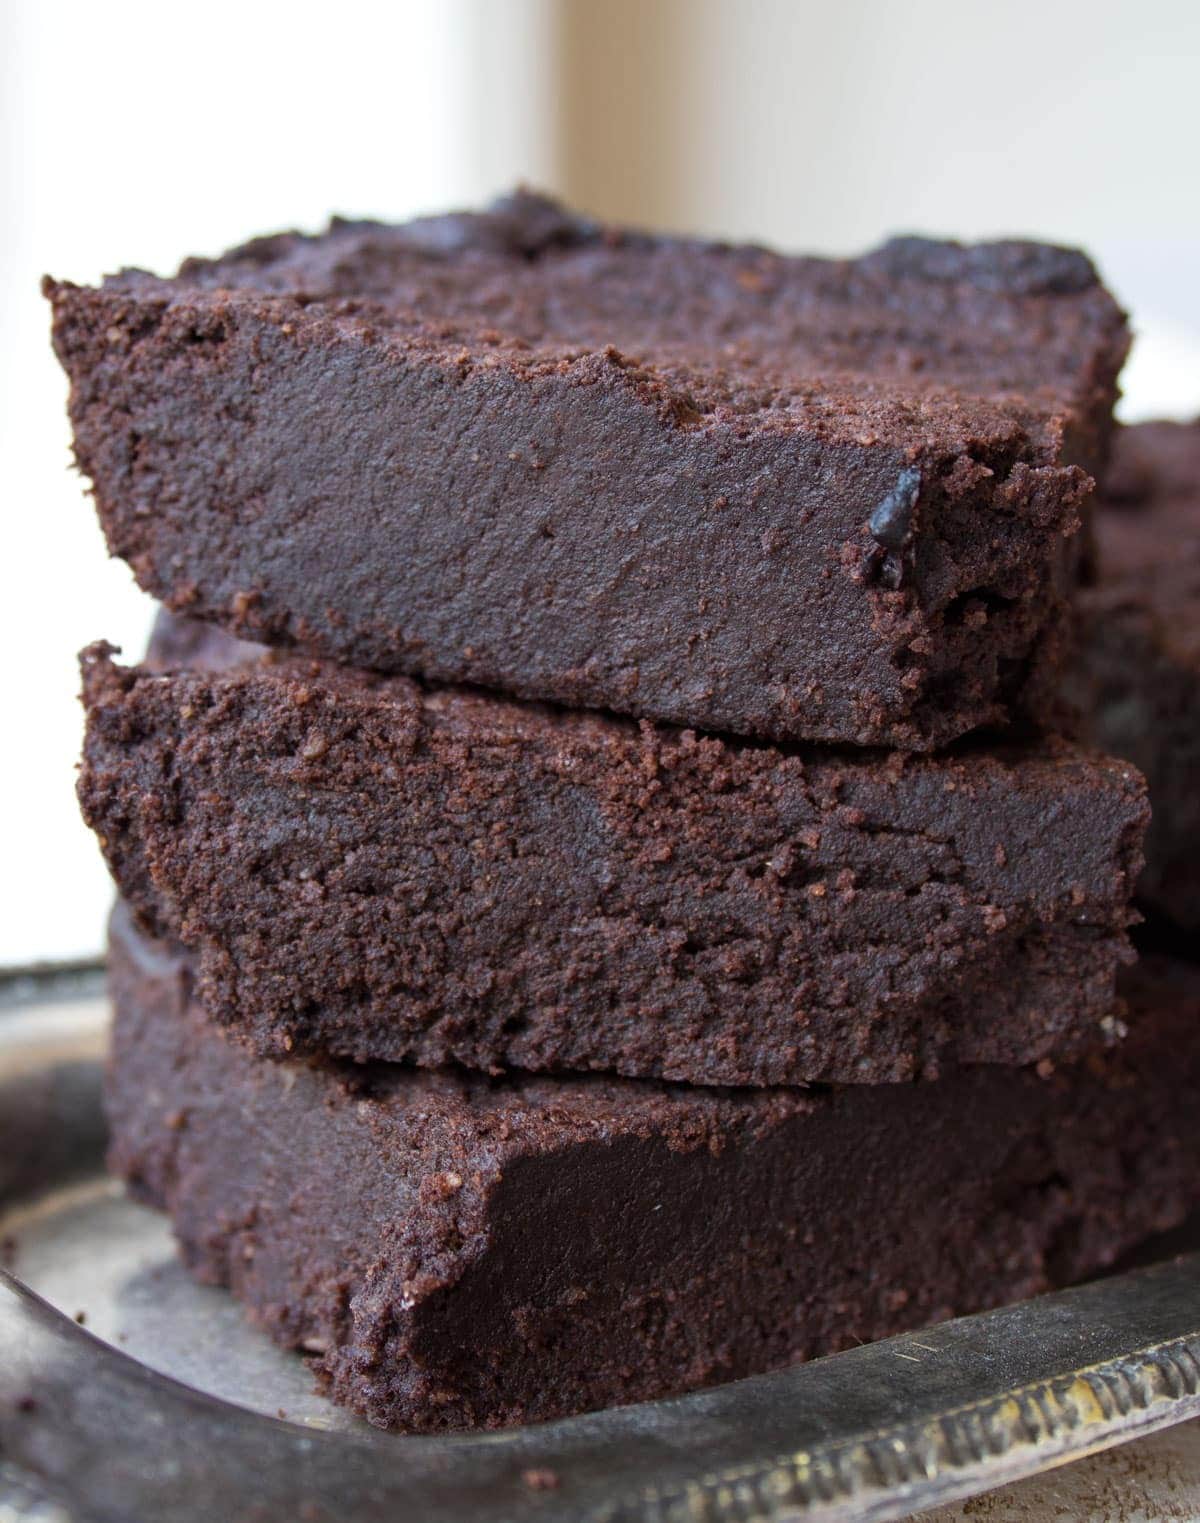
3,0 -> 1199,965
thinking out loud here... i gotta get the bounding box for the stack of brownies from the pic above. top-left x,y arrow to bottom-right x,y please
46,192 -> 1200,1432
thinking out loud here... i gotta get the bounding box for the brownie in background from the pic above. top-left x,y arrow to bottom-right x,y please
1072,421 -> 1200,929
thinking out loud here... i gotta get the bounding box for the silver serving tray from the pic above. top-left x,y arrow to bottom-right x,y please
3,974 -> 1200,1523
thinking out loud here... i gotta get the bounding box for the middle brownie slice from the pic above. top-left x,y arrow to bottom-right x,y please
79,615 -> 1146,1087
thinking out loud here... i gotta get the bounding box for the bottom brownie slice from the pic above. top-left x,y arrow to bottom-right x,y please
106,902 -> 1200,1434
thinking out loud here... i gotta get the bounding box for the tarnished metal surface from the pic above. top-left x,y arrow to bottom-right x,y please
2,979 -> 1200,1523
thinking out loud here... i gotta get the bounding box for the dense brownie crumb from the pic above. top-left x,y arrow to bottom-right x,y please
79,617 -> 1146,1086
1070,421 -> 1200,929
46,191 -> 1127,749
106,906 -> 1200,1432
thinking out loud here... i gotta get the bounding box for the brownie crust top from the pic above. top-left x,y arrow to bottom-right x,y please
87,189 -> 1125,454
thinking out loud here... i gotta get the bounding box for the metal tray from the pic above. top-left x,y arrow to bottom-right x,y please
3,974 -> 1200,1523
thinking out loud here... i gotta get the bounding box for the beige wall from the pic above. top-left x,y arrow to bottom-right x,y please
554,0 -> 1200,252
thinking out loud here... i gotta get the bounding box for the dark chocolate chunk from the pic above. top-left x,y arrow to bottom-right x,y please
868,466 -> 922,550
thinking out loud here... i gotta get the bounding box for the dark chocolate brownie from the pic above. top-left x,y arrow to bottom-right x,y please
47,191 -> 1128,749
79,620 -> 1146,1085
1070,421 -> 1200,930
106,902 -> 1200,1433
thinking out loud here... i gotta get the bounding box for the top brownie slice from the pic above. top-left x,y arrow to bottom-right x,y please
46,191 -> 1128,748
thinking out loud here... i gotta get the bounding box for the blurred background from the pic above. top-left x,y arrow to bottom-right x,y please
3,0 -> 1199,966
